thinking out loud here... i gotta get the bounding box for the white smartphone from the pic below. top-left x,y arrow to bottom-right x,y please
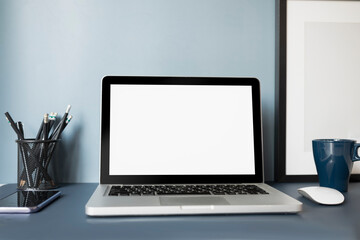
0,190 -> 61,213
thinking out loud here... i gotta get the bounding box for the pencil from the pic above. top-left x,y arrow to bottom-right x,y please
4,113 -> 34,188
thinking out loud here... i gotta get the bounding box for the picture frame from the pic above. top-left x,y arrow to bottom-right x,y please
276,0 -> 360,182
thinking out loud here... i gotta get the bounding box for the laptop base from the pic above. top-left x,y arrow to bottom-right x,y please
85,183 -> 302,216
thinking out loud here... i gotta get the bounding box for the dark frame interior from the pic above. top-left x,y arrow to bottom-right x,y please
275,0 -> 360,182
100,76 -> 264,184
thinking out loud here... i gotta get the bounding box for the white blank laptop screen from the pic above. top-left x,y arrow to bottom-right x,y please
109,85 -> 255,175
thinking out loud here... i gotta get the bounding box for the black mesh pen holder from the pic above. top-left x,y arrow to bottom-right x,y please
16,139 -> 60,190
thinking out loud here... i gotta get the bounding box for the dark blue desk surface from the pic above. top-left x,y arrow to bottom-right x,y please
1,182 -> 360,240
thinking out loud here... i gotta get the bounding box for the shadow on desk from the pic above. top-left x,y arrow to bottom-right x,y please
85,214 -> 353,239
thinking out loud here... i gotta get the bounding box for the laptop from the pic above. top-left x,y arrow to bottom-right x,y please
85,76 -> 302,216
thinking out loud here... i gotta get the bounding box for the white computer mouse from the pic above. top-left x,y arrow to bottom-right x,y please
297,186 -> 345,205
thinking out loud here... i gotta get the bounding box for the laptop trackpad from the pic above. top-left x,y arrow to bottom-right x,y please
160,196 -> 230,206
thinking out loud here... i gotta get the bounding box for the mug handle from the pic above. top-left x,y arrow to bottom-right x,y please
353,143 -> 360,161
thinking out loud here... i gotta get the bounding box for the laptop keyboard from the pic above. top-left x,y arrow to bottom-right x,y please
108,184 -> 268,196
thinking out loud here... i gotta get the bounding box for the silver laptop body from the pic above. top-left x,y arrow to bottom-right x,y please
85,76 -> 302,216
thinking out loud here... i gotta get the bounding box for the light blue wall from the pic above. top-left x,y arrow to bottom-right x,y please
0,0 -> 275,183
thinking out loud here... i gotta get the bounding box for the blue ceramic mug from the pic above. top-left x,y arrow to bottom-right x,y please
312,139 -> 360,192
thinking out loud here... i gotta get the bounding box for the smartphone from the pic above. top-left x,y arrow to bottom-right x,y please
0,190 -> 61,213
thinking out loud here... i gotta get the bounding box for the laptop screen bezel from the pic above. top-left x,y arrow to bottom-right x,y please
100,76 -> 263,184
